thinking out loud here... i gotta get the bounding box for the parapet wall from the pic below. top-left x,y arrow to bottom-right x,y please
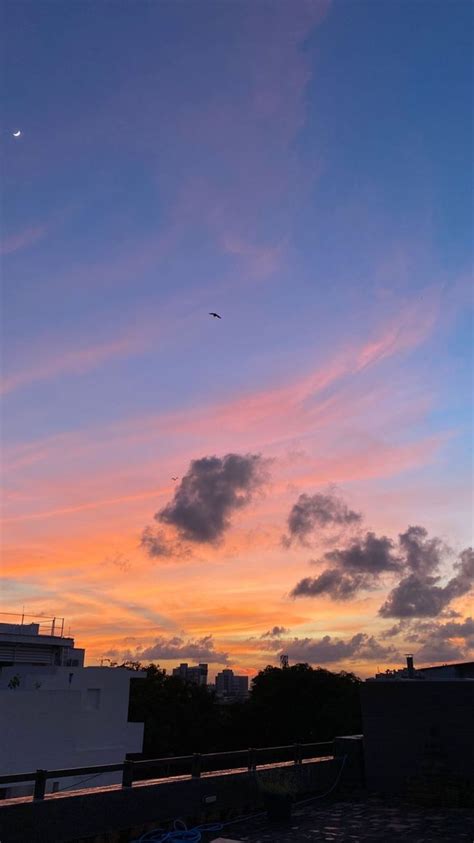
0,757 -> 349,843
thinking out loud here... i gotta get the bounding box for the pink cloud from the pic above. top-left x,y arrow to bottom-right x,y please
221,234 -> 286,282
1,294 -> 447,534
0,225 -> 49,256
356,292 -> 440,370
0,425 -> 445,530
0,335 -> 142,396
3,290 -> 440,462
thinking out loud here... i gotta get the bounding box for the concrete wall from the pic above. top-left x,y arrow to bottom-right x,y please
0,667 -> 144,797
360,680 -> 474,793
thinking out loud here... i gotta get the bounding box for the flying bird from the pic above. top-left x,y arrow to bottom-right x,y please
172,476 -> 178,481
209,312 -> 221,319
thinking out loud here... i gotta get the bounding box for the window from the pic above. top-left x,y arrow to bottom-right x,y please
85,688 -> 101,710
52,782 -> 60,793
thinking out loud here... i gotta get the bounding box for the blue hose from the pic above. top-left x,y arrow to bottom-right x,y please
134,820 -> 224,842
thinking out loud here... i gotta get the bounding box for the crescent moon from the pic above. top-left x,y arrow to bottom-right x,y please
13,130 -> 21,138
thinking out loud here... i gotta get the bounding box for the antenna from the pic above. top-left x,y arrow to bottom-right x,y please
280,654 -> 289,669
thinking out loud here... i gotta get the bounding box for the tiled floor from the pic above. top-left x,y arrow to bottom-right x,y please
211,796 -> 474,842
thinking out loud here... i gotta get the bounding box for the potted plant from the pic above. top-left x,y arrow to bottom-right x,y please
258,769 -> 298,823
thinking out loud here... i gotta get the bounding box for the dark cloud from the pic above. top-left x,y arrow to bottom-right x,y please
157,453 -> 269,543
138,634 -> 229,665
291,531 -> 399,600
443,608 -> 462,619
260,626 -> 289,638
263,638 -> 288,652
379,546 -> 474,618
105,552 -> 132,572
444,547 -> 474,600
140,526 -> 191,559
379,573 -> 451,618
416,639 -> 467,663
280,633 -> 396,664
430,616 -> 474,643
399,525 -> 443,575
290,513 -> 472,614
380,622 -> 405,639
141,527 -> 171,557
324,532 -> 400,573
283,492 -> 361,546
412,616 -> 474,663
291,569 -> 373,600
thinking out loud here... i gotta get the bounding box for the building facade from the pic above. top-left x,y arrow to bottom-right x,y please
361,657 -> 474,793
171,662 -> 208,686
215,668 -> 249,701
0,617 -> 145,799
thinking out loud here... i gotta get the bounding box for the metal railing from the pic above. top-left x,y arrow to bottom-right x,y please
0,740 -> 334,801
0,612 -> 66,638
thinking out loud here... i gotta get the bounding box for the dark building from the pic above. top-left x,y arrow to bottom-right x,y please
360,656 -> 474,794
417,661 -> 474,680
171,663 -> 208,686
373,655 -> 474,682
215,668 -> 249,701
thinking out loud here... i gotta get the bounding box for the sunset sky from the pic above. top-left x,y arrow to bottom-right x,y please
1,0 -> 472,679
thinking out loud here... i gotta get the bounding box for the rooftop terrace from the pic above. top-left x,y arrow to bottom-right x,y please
209,795 -> 473,842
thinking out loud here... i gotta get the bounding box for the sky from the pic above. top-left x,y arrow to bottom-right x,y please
1,0 -> 472,679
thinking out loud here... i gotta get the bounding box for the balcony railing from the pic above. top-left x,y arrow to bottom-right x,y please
0,740 -> 334,801
0,612 -> 66,638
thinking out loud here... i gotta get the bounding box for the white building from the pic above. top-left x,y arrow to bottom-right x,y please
0,616 -> 145,799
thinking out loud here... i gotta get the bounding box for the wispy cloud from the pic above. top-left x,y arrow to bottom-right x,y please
0,336 -> 142,396
0,224 -> 49,256
1,296 -> 449,535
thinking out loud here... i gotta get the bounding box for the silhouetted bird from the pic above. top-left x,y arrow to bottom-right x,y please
172,476 -> 178,481
209,312 -> 222,319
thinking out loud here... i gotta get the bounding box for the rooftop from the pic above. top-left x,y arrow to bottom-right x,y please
370,656 -> 474,682
216,795 -> 473,842
0,612 -> 69,640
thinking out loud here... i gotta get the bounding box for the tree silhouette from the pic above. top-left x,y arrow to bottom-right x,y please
121,661 -> 362,758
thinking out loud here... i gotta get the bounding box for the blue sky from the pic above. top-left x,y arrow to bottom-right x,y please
1,0 -> 472,674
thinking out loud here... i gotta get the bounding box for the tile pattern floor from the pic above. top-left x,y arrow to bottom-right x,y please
211,796 -> 474,842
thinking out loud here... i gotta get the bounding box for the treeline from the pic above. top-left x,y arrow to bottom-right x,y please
120,662 -> 362,758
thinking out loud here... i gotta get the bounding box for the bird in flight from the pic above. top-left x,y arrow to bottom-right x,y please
209,312 -> 221,319
172,476 -> 178,481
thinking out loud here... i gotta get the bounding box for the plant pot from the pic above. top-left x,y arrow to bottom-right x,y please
263,792 -> 293,823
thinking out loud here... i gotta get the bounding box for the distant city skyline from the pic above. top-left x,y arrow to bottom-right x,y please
1,0 -> 472,678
